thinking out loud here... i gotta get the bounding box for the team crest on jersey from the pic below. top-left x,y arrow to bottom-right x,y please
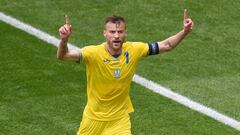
103,59 -> 110,63
114,69 -> 121,78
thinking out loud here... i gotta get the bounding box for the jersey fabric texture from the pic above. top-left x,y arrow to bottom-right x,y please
81,42 -> 149,121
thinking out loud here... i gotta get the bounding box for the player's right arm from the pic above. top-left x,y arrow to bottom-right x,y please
57,15 -> 81,61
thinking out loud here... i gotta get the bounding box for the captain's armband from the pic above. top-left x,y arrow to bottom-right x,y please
148,42 -> 160,55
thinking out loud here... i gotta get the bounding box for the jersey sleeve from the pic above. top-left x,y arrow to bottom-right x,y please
131,42 -> 149,59
81,45 -> 97,64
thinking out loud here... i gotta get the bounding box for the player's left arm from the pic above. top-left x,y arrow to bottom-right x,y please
157,9 -> 194,53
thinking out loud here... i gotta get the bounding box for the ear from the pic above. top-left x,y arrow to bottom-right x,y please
103,30 -> 107,37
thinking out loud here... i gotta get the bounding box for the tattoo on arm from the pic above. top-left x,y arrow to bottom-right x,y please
57,39 -> 69,59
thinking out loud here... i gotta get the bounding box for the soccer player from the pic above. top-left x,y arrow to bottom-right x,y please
57,9 -> 194,135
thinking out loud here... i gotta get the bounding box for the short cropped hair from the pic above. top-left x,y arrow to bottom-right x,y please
104,16 -> 126,29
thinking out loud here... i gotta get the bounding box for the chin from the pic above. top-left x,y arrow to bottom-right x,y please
113,43 -> 122,49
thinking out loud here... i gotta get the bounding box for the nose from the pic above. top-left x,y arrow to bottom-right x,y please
114,33 -> 119,38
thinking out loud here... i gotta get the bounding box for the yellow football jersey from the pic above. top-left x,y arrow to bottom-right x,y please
81,42 -> 149,121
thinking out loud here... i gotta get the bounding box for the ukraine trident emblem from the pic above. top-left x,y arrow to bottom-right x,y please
114,69 -> 121,78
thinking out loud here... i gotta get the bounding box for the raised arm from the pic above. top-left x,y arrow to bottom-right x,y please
57,15 -> 81,61
158,9 -> 194,53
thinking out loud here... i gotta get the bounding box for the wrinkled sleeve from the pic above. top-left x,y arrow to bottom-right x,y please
132,42 -> 149,59
81,45 -> 97,64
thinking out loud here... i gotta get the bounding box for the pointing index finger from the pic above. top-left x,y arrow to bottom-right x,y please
184,9 -> 189,19
65,15 -> 70,26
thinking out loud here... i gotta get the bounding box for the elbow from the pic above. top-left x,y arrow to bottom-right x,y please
56,53 -> 64,60
164,44 -> 176,52
166,47 -> 174,52
56,56 -> 61,60
56,48 -> 64,60
160,47 -> 173,53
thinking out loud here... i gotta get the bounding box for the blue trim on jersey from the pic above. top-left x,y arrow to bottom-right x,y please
112,53 -> 121,58
124,51 -> 129,64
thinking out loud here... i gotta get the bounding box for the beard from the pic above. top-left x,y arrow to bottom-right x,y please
107,39 -> 124,51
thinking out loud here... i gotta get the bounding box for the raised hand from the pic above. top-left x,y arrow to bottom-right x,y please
183,9 -> 194,33
59,15 -> 72,40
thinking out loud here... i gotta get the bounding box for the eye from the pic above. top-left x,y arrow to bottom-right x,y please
110,31 -> 115,34
118,31 -> 123,34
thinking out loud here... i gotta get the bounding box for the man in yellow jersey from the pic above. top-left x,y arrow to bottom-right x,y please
57,9 -> 194,135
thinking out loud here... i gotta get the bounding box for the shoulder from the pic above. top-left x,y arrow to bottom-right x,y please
81,43 -> 104,63
124,41 -> 149,58
82,43 -> 104,52
124,41 -> 148,50
82,44 -> 99,50
124,42 -> 148,49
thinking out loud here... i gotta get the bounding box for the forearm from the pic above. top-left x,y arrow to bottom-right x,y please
158,29 -> 189,52
166,29 -> 188,48
57,16 -> 80,61
57,39 -> 69,59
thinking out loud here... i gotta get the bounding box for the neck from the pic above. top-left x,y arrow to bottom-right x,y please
106,44 -> 121,55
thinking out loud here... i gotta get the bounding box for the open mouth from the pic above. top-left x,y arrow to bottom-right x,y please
113,40 -> 121,43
